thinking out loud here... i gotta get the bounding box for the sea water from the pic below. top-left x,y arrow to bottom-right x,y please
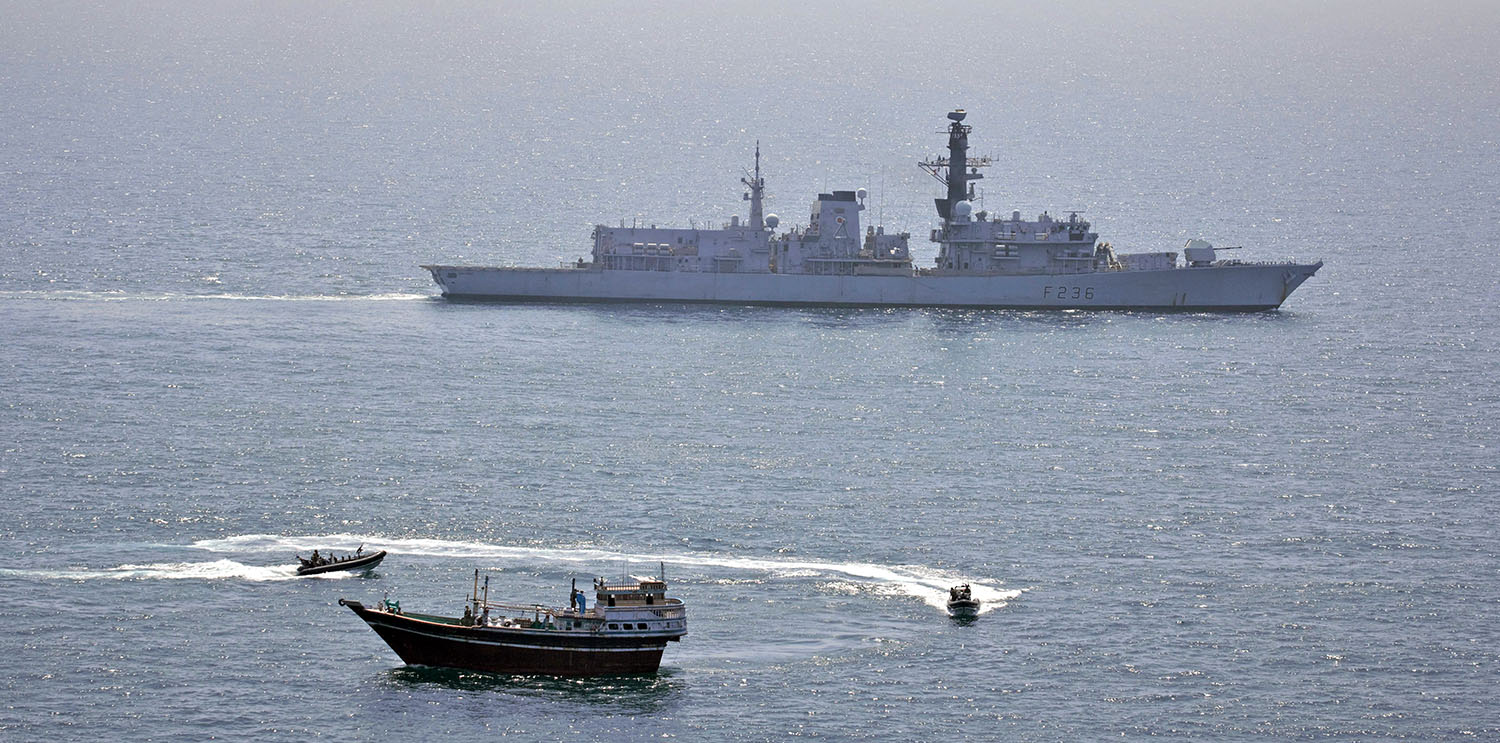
2,2 -> 1497,740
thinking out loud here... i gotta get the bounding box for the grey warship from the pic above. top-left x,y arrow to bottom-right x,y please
423,110 -> 1321,310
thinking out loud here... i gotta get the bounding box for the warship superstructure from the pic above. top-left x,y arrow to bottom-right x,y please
423,110 -> 1321,310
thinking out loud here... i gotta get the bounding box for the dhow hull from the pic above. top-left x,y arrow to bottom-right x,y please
342,600 -> 671,676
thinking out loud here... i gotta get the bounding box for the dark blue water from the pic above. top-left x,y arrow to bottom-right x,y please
3,2 -> 1498,740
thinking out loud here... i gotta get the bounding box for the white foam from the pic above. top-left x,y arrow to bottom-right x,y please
191,534 -> 1022,613
0,558 -> 345,582
0,290 -> 430,303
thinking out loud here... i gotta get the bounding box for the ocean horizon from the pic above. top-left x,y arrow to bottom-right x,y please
3,1 -> 1497,739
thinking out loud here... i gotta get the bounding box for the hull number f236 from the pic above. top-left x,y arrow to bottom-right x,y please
1043,286 -> 1094,300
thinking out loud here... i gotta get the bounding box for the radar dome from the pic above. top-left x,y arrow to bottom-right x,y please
952,200 -> 973,217
765,214 -> 780,229
856,188 -> 868,201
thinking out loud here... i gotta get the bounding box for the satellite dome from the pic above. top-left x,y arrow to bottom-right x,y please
856,188 -> 868,201
765,214 -> 780,229
953,200 -> 973,217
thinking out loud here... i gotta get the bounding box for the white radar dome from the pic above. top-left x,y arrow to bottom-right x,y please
856,188 -> 868,201
953,200 -> 973,217
765,214 -> 780,229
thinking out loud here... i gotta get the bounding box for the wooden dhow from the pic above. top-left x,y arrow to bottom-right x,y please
341,568 -> 686,676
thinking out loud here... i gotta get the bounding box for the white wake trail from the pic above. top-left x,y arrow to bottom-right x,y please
193,534 -> 1022,613
0,558 -> 355,583
0,290 -> 430,303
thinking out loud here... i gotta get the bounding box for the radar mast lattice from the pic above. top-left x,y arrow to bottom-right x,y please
919,109 -> 990,221
742,142 -> 766,230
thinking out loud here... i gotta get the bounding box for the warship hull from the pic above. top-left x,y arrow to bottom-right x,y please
423,261 -> 1322,311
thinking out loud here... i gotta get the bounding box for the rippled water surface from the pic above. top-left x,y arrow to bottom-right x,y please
3,2 -> 1498,740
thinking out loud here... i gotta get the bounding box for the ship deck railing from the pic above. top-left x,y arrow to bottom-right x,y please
1199,259 -> 1308,267
397,611 -> 465,626
424,265 -> 598,273
471,598 -> 685,618
475,600 -> 578,616
384,608 -> 561,626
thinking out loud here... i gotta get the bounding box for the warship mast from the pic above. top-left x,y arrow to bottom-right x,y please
920,109 -> 988,221
742,142 -> 766,230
